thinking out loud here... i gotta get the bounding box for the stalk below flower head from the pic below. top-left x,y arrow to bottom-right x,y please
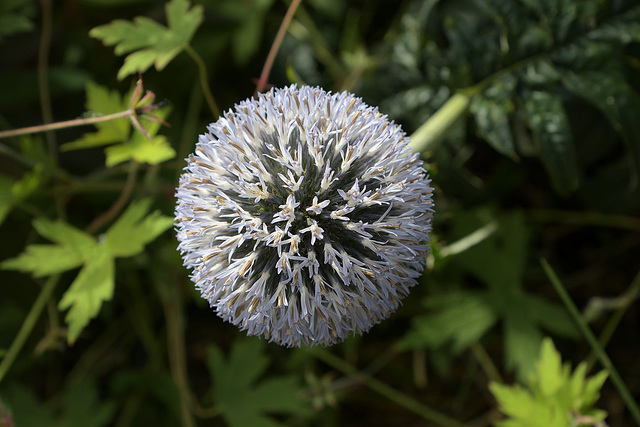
175,85 -> 434,347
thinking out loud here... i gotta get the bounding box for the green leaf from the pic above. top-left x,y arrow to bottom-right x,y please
105,198 -> 173,258
588,6 -> 640,44
471,91 -> 515,157
206,339 -> 307,427
103,107 -> 175,167
2,199 -> 170,343
562,69 -> 640,187
398,292 -> 498,352
61,82 -> 130,151
1,219 -> 97,277
490,337 -> 609,427
503,306 -> 543,379
89,0 -> 203,79
522,90 -> 579,193
61,83 -> 174,167
58,246 -> 115,343
2,378 -> 115,427
0,0 -> 35,42
59,378 -> 116,427
489,382 -> 536,421
535,338 -> 564,397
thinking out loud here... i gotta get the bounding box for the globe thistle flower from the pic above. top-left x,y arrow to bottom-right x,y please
175,85 -> 434,347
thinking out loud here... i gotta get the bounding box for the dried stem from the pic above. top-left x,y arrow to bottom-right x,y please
255,0 -> 303,94
0,110 -> 132,140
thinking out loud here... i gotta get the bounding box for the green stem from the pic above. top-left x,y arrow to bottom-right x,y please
527,208 -> 640,232
541,258 -> 640,425
409,91 -> 473,153
184,45 -> 220,118
38,0 -> 56,160
310,348 -> 466,427
159,280 -> 195,427
470,342 -> 503,384
586,269 -> 640,370
0,275 -> 60,384
85,160 -> 138,234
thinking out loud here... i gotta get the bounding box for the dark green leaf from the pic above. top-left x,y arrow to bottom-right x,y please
206,339 -> 307,427
471,92 -> 515,157
562,70 -> 640,188
522,90 -> 579,193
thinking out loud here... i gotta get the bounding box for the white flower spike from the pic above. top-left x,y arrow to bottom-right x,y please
175,85 -> 434,347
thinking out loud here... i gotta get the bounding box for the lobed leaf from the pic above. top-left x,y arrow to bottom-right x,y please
89,0 -> 203,79
1,219 -> 97,277
105,198 -> 174,258
61,82 -> 130,152
58,247 -> 115,343
206,339 -> 307,427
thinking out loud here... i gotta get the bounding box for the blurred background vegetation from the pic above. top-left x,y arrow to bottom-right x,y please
1,0 -> 639,426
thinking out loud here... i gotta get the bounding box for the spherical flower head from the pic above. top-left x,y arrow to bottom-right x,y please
175,85 -> 434,347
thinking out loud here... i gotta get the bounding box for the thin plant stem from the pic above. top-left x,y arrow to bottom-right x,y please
184,45 -> 221,118
527,208 -> 640,232
541,258 -> 640,425
159,280 -> 195,427
38,0 -> 56,160
86,160 -> 139,234
309,348 -> 466,427
586,269 -> 640,370
470,342 -> 503,384
0,275 -> 60,384
255,0 -> 303,94
0,110 -> 132,140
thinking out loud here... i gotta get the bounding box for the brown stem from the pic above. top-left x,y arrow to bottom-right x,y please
0,110 -> 132,140
255,0 -> 303,94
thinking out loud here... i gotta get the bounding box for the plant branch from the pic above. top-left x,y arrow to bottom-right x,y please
0,275 -> 60,384
541,258 -> 640,425
85,160 -> 138,234
38,0 -> 56,160
309,348 -> 466,427
0,110 -> 132,140
586,269 -> 640,370
255,0 -> 303,94
184,45 -> 221,118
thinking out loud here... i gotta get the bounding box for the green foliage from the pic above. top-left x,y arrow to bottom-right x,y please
1,199 -> 173,343
0,0 -> 35,42
1,0 -> 639,425
61,82 -> 175,167
490,338 -> 608,427
400,212 -> 577,379
3,378 -> 115,427
206,339 -> 308,427
89,0 -> 203,80
369,0 -> 640,193
214,0 -> 275,65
